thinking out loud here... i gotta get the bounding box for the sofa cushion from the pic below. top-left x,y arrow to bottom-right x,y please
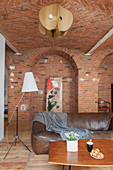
67,112 -> 112,131
88,131 -> 113,139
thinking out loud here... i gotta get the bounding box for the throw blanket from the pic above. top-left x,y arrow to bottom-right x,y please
33,111 -> 93,140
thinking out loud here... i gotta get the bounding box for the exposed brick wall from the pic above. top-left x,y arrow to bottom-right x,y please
1,0 -> 113,53
6,49 -> 32,120
98,53 -> 113,108
6,47 -> 113,120
31,54 -> 78,116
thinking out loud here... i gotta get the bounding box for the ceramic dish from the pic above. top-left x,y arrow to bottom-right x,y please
90,152 -> 104,159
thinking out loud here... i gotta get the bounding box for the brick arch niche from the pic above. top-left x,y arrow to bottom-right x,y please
31,50 -> 78,116
98,53 -> 113,107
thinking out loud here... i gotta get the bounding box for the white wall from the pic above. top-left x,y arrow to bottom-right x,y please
4,65 -> 8,106
0,34 -> 5,140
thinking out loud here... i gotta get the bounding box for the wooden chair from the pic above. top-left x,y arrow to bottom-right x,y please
98,100 -> 110,112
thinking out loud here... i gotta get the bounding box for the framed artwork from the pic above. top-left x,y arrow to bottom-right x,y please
46,77 -> 62,112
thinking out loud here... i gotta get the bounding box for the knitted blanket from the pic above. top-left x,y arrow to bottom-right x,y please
33,111 -> 93,140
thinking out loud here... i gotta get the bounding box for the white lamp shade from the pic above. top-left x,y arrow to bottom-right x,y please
22,72 -> 38,92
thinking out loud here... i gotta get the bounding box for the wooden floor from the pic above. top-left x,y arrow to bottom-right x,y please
0,118 -> 113,170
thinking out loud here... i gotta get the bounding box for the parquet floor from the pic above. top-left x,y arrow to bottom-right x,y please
0,118 -> 112,170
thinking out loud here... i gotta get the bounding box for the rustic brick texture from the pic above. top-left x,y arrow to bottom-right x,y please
6,47 -> 113,120
0,8 -> 8,20
0,0 -> 113,53
98,53 -> 113,104
31,54 -> 78,116
1,0 -> 113,120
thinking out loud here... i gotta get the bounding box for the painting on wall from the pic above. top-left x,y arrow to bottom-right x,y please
46,77 -> 62,112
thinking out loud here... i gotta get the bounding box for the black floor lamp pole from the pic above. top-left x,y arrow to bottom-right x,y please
3,105 -> 31,160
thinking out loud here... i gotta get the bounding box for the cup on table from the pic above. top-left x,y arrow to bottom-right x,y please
87,140 -> 93,152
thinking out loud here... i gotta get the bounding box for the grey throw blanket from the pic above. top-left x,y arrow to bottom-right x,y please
33,111 -> 93,140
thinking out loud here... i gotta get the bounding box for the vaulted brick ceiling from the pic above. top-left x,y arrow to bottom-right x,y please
0,0 -> 113,53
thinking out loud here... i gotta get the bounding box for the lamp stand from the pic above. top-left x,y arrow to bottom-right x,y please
3,72 -> 38,160
3,106 -> 31,160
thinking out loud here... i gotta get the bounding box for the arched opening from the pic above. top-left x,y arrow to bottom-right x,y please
31,50 -> 78,117
98,53 -> 113,112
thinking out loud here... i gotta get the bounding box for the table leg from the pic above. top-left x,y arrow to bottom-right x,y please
69,165 -> 71,170
62,165 -> 64,170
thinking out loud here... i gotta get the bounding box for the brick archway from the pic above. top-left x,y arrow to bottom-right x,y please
98,53 -> 113,107
32,49 -> 78,73
30,49 -> 78,116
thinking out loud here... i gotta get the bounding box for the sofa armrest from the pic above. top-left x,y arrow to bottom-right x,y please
32,121 -> 46,135
31,128 -> 61,155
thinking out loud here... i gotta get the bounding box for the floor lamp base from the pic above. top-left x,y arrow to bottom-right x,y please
3,136 -> 31,160
3,95 -> 31,160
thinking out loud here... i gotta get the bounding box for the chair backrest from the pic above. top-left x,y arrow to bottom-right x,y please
98,100 -> 106,106
98,99 -> 110,112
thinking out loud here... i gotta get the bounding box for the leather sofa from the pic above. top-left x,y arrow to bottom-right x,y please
31,112 -> 113,155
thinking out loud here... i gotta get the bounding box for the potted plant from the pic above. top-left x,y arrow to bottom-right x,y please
65,131 -> 79,152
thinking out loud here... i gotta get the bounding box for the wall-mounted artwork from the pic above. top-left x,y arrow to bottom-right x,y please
46,78 -> 62,112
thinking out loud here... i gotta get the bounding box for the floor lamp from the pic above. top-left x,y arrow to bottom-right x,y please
4,72 -> 38,160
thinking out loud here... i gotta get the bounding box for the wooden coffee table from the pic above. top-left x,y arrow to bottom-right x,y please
48,139 -> 113,170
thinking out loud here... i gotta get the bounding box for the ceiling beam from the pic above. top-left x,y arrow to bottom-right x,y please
5,38 -> 19,53
0,33 -> 21,54
85,28 -> 113,55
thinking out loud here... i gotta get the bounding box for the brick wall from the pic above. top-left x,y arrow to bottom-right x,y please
98,53 -> 113,106
6,47 -> 113,120
31,54 -> 78,116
